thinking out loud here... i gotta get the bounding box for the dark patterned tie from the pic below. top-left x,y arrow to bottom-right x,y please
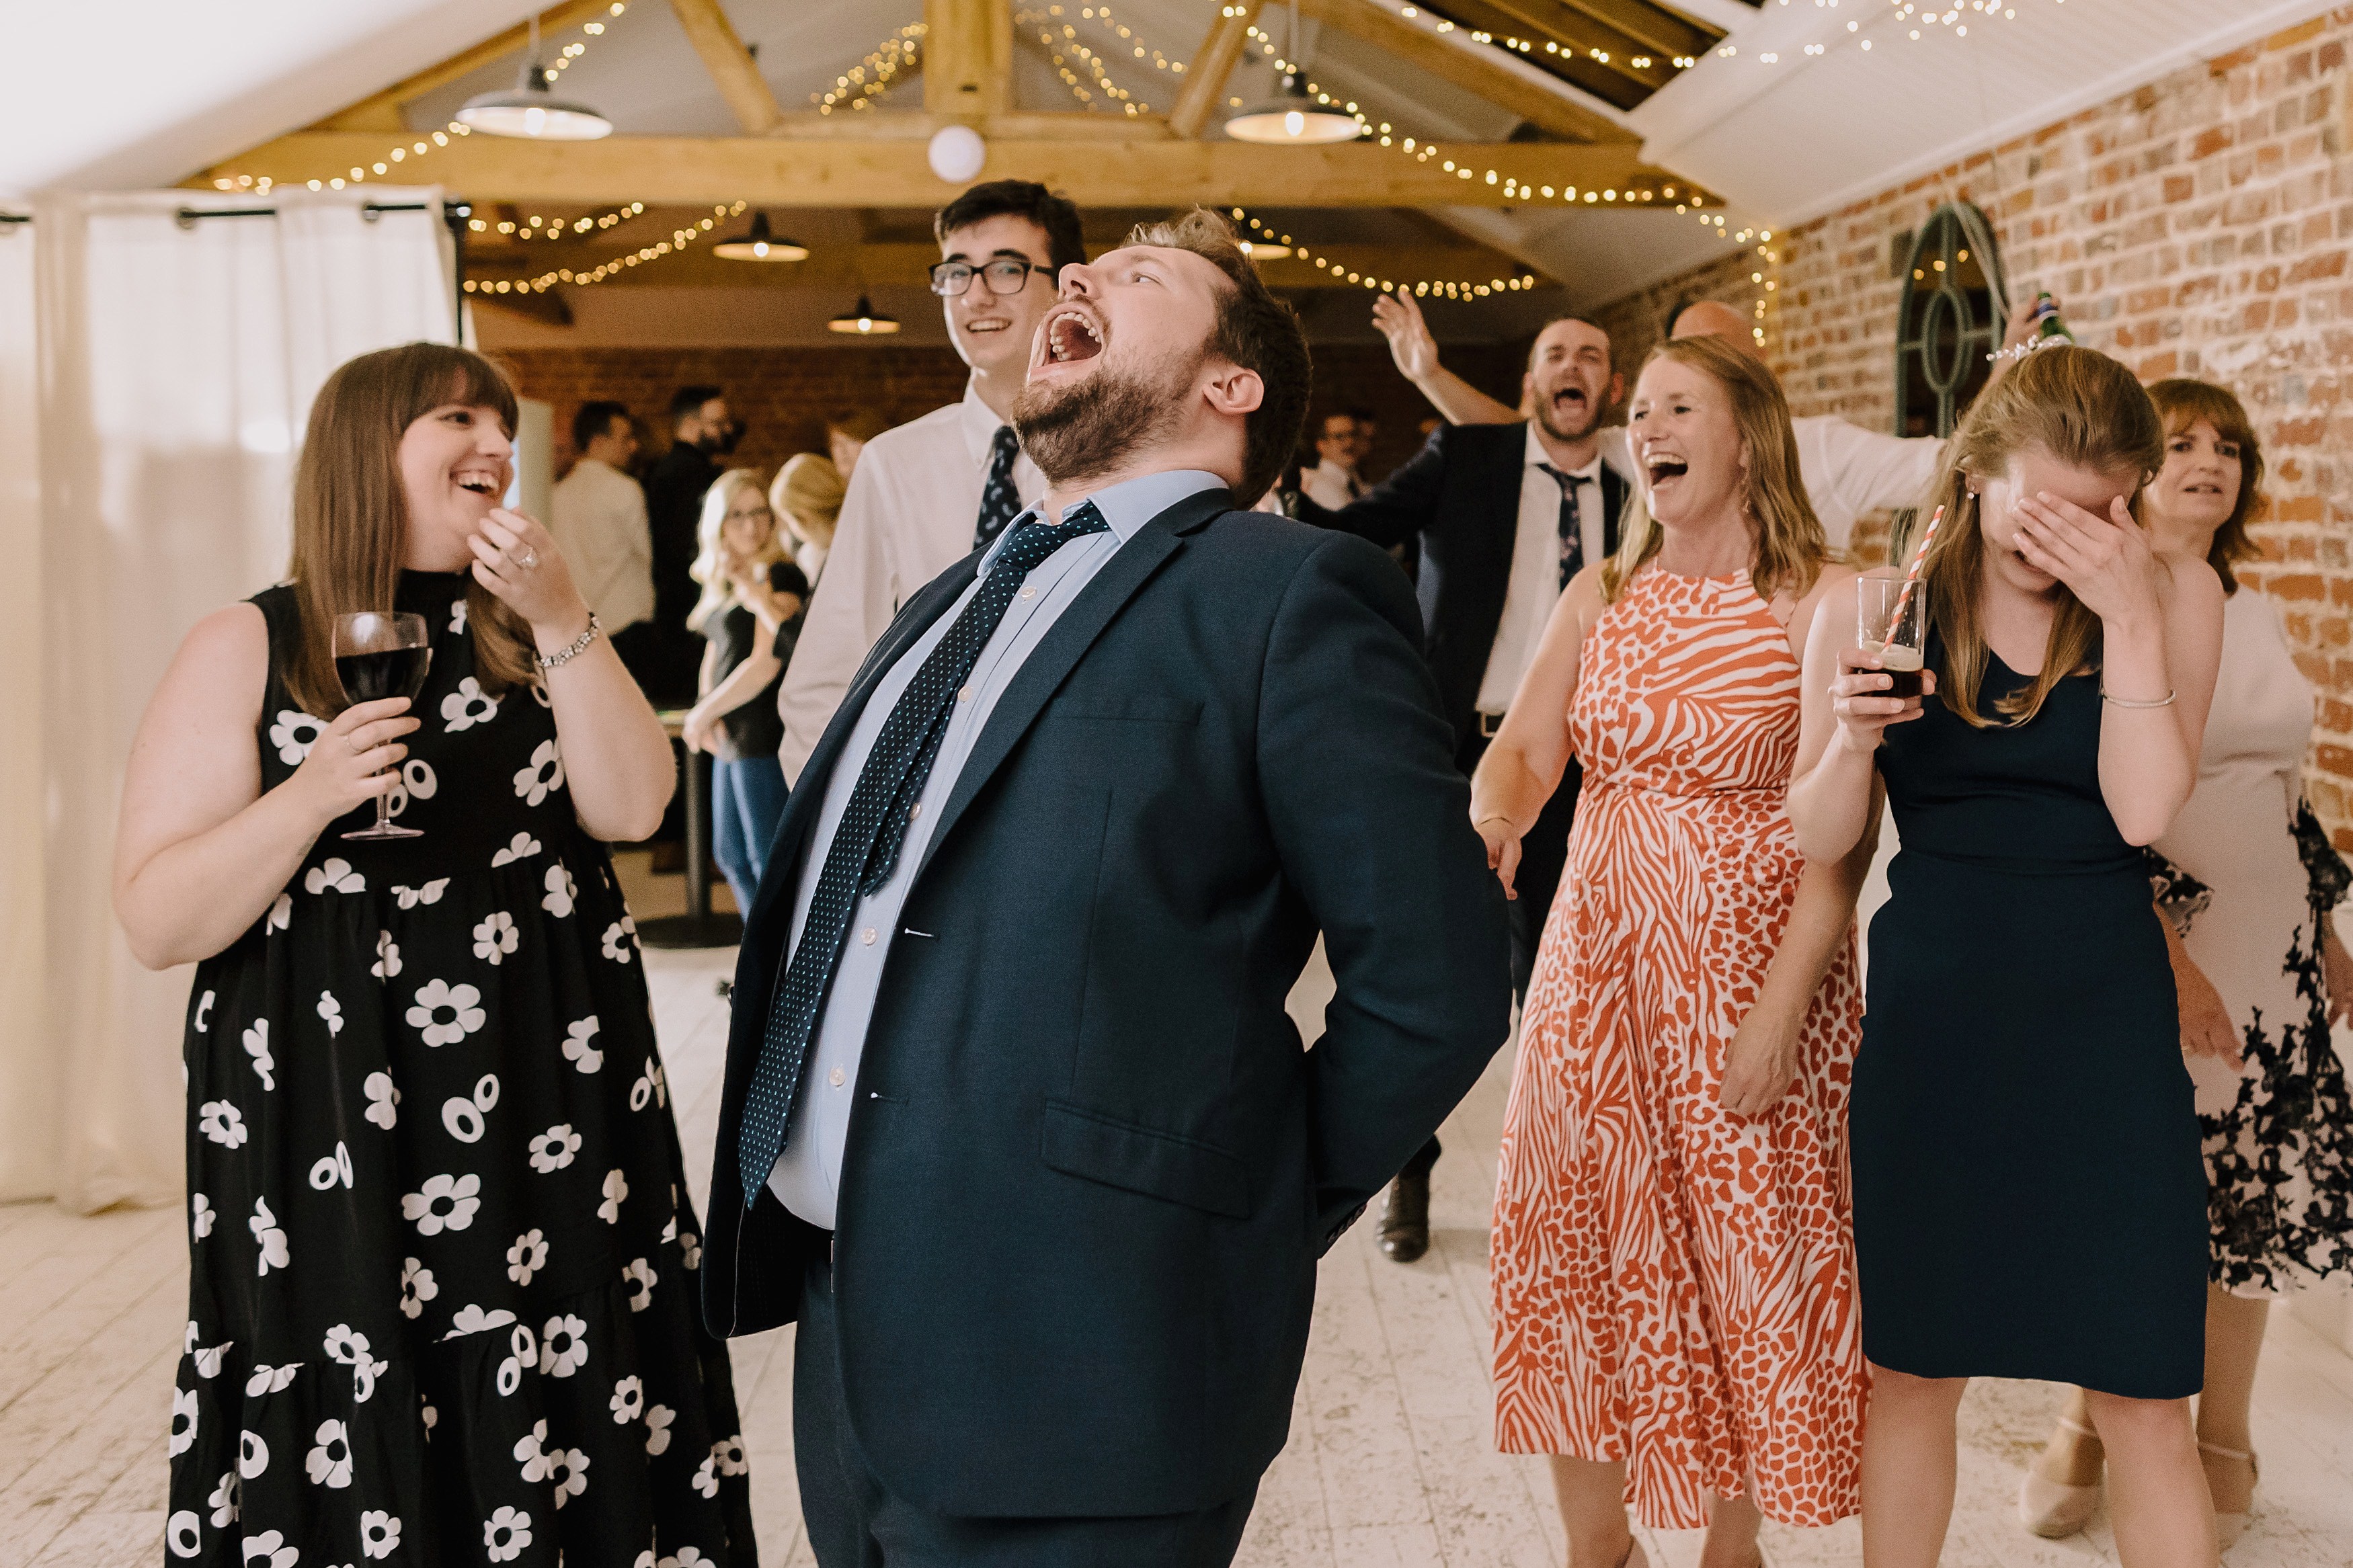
974,425 -> 1024,549
737,504 -> 1111,1205
1537,463 -> 1583,589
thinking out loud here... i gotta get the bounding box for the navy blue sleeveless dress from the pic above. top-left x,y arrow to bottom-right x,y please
1853,637 -> 2206,1398
167,572 -> 758,1565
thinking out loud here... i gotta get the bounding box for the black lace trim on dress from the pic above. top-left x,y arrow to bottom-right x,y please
2141,846 -> 2213,936
2292,796 -> 2351,915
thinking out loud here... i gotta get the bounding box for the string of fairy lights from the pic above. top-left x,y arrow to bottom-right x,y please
1722,0 -> 2055,65
461,201 -> 750,296
210,1 -> 631,196
811,20 -> 926,114
1231,209 -> 1544,300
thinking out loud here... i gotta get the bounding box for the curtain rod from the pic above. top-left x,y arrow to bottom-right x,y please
174,201 -> 431,229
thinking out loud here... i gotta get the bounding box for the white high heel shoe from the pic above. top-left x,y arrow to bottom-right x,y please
2200,1439 -> 2258,1552
2017,1415 -> 2103,1538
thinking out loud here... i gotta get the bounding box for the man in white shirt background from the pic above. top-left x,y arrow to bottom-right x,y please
1298,407 -> 1375,509
774,179 -> 1085,782
547,400 -> 657,688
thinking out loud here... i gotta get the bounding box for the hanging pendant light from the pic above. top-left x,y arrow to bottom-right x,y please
827,294 -> 900,335
457,15 -> 614,140
1225,1 -> 1359,145
713,212 -> 809,262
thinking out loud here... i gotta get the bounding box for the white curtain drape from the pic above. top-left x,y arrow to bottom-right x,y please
3,188 -> 452,1210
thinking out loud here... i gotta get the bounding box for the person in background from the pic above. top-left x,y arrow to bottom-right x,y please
643,385 -> 733,706
1789,345 -> 2226,1568
1375,290 -> 2039,554
2018,379 -> 2353,1550
1287,315 -> 1632,1262
770,450 -> 847,587
1348,406 -> 1380,479
115,342 -> 754,1565
549,399 -> 657,687
773,179 -> 1083,780
1482,335 -> 1871,1567
1299,408 -> 1370,508
823,407 -> 891,486
684,469 -> 806,916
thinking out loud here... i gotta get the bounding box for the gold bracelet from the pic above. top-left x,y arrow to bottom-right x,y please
2099,686 -> 2175,709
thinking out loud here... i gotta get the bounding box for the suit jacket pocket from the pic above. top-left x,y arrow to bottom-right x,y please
1040,1099 -> 1250,1219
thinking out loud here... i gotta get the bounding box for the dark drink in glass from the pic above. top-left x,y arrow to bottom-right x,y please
334,646 -> 432,704
1861,640 -> 1925,698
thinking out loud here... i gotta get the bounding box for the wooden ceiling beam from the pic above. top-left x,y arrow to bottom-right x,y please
1555,0 -> 1716,61
924,0 -> 1014,119
463,238 -> 1537,290
200,132 -> 1648,209
1433,0 -> 1671,95
768,111 -> 1168,140
1295,0 -> 1638,145
667,0 -> 785,135
1166,1 -> 1261,139
306,0 -> 622,133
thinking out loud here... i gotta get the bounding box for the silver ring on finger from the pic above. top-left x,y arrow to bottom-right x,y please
510,544 -> 539,570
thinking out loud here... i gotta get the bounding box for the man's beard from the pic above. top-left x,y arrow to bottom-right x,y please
1012,347 -> 1194,489
1533,384 -> 1601,444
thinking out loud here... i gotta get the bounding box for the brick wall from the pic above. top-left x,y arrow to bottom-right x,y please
493,340 -> 1532,487
1592,7 -> 2353,843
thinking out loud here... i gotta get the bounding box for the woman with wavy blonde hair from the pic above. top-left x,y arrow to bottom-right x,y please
1478,333 -> 1872,1567
1789,344 -> 2227,1568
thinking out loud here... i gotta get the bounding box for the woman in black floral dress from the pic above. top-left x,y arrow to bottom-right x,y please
115,343 -> 756,1566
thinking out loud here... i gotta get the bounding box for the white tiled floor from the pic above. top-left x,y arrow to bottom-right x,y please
7,925 -> 2353,1567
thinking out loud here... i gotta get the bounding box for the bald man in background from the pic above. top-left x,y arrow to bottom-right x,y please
1373,291 -> 2037,552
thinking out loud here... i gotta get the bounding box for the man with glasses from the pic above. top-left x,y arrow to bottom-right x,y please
776,179 -> 1085,782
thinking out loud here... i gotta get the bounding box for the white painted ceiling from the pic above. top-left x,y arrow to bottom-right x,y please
3,0 -> 2334,312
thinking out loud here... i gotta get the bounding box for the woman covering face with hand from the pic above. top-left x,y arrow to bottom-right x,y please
114,343 -> 756,1566
1787,345 -> 2227,1568
2018,378 -> 2353,1550
1480,335 -> 1873,1568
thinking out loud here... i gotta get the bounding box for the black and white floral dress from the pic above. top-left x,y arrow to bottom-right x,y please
2145,588 -> 2353,1294
167,571 -> 757,1567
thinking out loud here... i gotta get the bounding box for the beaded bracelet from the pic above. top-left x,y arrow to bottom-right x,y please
536,612 -> 602,670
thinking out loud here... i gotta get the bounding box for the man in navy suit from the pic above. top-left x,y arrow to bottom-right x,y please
701,209 -> 1512,1566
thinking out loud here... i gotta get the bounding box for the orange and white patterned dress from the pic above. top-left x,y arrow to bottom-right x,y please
1490,565 -> 1866,1529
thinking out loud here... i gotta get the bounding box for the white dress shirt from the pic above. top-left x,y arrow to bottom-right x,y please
775,380 -> 1047,781
547,457 -> 653,631
1598,415 -> 1944,554
1475,427 -> 1610,717
766,468 -> 1224,1228
1298,458 -> 1363,511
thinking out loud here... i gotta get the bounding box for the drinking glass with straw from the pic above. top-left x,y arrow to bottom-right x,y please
1856,505 -> 1942,700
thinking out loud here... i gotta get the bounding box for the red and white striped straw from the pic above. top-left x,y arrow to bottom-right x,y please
1886,504 -> 1944,635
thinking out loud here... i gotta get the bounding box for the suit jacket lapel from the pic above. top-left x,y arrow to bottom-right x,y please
910,491 -> 1221,880
1599,464 -> 1628,558
739,556 -> 980,940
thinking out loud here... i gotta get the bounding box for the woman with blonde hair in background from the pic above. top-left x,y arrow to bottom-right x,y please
1483,334 -> 1872,1568
768,449 -> 846,585
115,343 -> 756,1565
2018,378 -> 2353,1548
684,467 -> 807,913
1790,345 -> 2226,1567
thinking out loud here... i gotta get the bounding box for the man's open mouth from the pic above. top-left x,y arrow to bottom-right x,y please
1045,311 -> 1104,364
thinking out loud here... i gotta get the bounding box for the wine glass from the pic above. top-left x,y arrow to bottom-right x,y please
333,611 -> 433,841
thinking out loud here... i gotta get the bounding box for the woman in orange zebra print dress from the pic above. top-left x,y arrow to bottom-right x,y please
1472,335 -> 1883,1568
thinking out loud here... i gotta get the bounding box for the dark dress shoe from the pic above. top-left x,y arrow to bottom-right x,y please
1379,1171 -> 1431,1262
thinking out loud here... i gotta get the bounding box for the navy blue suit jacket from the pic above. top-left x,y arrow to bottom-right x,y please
699,487 -> 1511,1518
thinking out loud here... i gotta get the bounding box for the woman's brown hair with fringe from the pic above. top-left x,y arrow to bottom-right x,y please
1601,334 -> 1831,605
2145,378 -> 2264,594
1899,344 -> 2165,729
282,343 -> 536,718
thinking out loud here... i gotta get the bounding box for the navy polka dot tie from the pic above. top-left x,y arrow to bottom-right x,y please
974,425 -> 1024,549
736,503 -> 1111,1206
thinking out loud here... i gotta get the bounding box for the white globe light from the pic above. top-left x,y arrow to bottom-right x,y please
928,124 -> 988,183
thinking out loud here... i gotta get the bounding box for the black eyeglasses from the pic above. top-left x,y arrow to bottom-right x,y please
929,257 -> 1051,297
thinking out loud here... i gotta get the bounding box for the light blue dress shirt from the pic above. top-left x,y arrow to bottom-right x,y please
766,468 -> 1226,1228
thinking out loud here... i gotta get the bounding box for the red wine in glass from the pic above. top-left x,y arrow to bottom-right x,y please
332,611 -> 432,841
